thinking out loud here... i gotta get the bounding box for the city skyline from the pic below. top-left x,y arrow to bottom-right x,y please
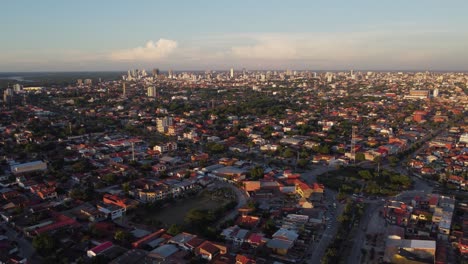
1,0 -> 468,71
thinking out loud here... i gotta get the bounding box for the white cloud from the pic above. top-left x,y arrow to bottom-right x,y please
110,38 -> 178,61
2,31 -> 467,71
231,36 -> 297,59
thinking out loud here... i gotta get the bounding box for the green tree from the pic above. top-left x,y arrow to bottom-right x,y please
102,174 -> 117,184
283,148 -> 295,158
297,159 -> 309,168
122,182 -> 130,194
358,170 -> 373,180
355,152 -> 365,162
167,224 -> 182,236
263,219 -> 276,236
32,233 -> 56,256
249,166 -> 264,180
388,156 -> 399,167
114,229 -> 131,242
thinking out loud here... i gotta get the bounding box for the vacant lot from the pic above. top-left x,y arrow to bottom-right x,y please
155,196 -> 221,226
136,187 -> 236,227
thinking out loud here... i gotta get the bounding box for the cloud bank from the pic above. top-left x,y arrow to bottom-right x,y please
2,31 -> 468,71
110,38 -> 178,61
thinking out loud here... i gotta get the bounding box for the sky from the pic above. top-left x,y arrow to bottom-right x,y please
1,0 -> 468,71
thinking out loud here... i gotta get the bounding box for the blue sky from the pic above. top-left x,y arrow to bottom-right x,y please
1,0 -> 467,71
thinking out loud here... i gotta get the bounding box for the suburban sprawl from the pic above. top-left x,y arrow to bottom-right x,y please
0,69 -> 467,264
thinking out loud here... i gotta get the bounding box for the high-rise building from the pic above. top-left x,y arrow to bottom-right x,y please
122,82 -> 126,97
433,88 -> 439,98
326,72 -> 333,83
147,86 -> 157,97
3,88 -> 14,107
230,68 -> 234,78
168,69 -> 173,79
152,68 -> 160,77
12,84 -> 22,92
84,79 -> 92,85
77,79 -> 83,86
156,116 -> 173,133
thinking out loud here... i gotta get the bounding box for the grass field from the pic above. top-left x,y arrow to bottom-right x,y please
137,188 -> 236,227
154,196 -> 221,226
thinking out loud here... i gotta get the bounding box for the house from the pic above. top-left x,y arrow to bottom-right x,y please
132,229 -> 165,249
246,233 -> 267,248
266,238 -> 294,256
103,193 -> 138,209
168,232 -> 196,250
196,241 -> 227,261
87,241 -> 113,258
30,184 -> 57,200
221,226 -> 249,245
236,215 -> 260,229
266,228 -> 299,255
236,254 -> 256,264
97,203 -> 125,220
31,213 -> 80,236
80,205 -> 106,222
185,237 -> 205,252
153,142 -> 178,153
147,244 -> 179,261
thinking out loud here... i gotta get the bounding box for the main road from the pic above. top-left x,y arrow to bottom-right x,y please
300,165 -> 343,264
346,201 -> 384,264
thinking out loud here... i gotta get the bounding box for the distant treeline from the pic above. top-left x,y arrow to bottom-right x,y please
0,71 -> 124,88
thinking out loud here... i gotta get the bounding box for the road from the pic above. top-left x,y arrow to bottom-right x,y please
346,202 -> 383,264
299,166 -> 344,263
306,196 -> 344,264
215,181 -> 249,225
301,165 -> 338,183
1,222 -> 37,262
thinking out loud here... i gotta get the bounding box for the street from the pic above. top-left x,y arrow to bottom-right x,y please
300,166 -> 342,263
346,201 -> 384,264
306,196 -> 344,264
1,222 -> 36,262
215,180 -> 249,225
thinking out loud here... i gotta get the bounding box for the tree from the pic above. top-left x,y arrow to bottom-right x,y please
185,209 -> 207,226
297,159 -> 309,168
249,166 -> 264,180
102,174 -> 117,184
283,148 -> 295,158
32,233 -> 56,256
114,229 -> 131,242
355,153 -> 365,162
263,219 -> 276,236
167,224 -> 182,236
122,182 -> 130,194
388,156 -> 399,167
358,170 -> 373,180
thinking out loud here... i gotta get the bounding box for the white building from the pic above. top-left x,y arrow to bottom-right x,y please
97,203 -> 125,220
10,161 -> 47,174
459,133 -> 468,144
153,142 -> 178,153
147,86 -> 157,97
